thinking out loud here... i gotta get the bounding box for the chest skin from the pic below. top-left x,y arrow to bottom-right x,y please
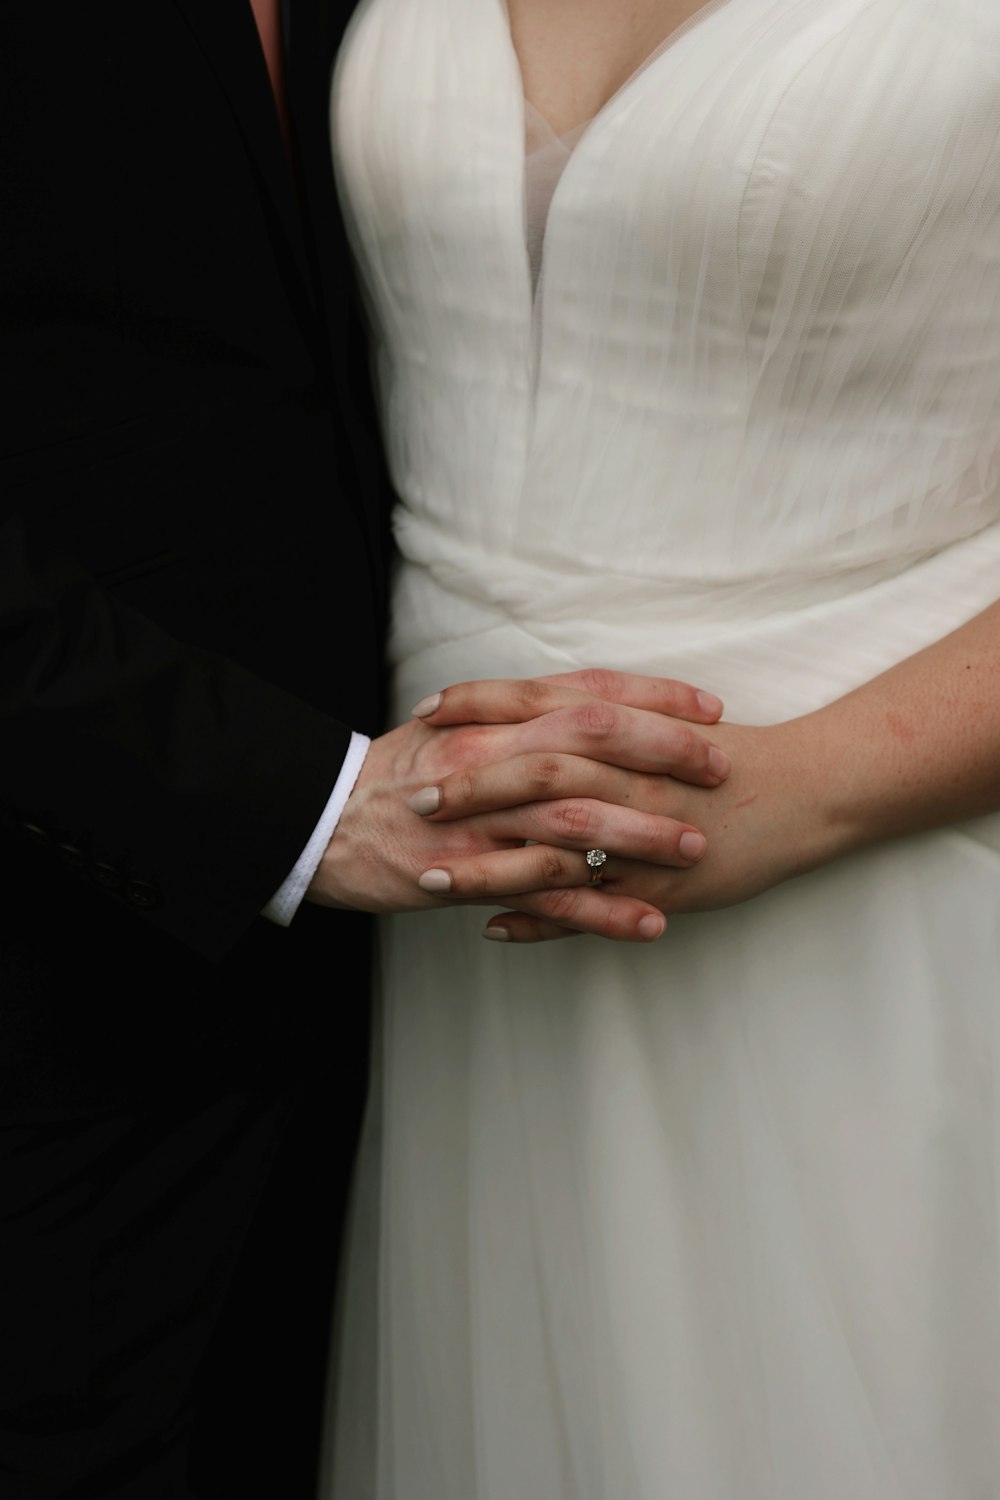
506,0 -> 721,131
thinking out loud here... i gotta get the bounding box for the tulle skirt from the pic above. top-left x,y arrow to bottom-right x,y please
323,706 -> 1000,1498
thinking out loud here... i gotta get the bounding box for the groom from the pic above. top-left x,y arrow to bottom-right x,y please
0,3 -> 720,1496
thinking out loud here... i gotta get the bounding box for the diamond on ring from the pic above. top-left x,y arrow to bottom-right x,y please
586,848 -> 608,884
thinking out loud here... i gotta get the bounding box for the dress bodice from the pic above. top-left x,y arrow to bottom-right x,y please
332,0 -> 1000,724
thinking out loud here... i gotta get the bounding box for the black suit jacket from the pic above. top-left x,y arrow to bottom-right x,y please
0,0 -> 386,1111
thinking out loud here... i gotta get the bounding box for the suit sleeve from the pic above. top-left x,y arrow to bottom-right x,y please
1,507 -> 355,962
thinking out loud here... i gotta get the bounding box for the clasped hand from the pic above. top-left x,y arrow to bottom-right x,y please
420,707 -> 846,942
309,668 -> 841,942
310,668 -> 745,941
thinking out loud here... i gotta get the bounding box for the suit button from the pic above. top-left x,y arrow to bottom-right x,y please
21,822 -> 52,848
92,862 -> 125,895
56,842 -> 86,872
127,879 -> 163,911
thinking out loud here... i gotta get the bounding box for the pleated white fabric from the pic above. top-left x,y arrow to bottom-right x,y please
322,3 -> 1000,1495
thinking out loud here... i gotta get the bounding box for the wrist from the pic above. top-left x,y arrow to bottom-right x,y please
763,711 -> 872,873
782,699 -> 910,866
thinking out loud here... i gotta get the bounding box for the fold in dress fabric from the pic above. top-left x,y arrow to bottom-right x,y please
323,2 -> 1000,1494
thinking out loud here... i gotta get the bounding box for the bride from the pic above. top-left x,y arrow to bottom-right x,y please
323,0 -> 1000,1494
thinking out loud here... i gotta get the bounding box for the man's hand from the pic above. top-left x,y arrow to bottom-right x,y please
306,671 -> 731,941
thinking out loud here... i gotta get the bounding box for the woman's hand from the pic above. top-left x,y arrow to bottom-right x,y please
407,717 -> 842,939
414,597 -> 1000,941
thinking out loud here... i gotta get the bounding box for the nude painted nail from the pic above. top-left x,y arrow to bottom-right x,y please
679,831 -> 707,861
697,691 -> 724,717
482,925 -> 509,941
708,746 -> 731,779
411,692 -> 443,718
418,868 -> 452,893
638,915 -> 666,941
408,786 -> 441,815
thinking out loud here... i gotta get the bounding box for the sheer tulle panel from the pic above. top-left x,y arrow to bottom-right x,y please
523,101 -> 590,296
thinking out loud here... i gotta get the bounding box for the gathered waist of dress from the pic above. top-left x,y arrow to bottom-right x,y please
388,509 -> 1000,727
391,508 -> 970,636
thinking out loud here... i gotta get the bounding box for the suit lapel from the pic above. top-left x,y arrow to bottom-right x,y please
167,0 -> 318,320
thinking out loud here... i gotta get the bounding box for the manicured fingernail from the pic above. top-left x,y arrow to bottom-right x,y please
412,692 -> 442,718
697,691 -> 724,716
638,915 -> 666,941
483,925 -> 509,941
418,868 -> 452,893
679,832 -> 707,861
708,746 -> 731,778
408,786 -> 441,815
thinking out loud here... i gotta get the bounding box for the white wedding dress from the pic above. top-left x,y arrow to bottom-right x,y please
323,2 -> 1000,1495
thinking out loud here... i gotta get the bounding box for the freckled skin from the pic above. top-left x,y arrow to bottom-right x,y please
885,711 -> 916,744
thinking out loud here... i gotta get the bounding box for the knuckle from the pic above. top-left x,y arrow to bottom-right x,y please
527,755 -> 565,796
575,701 -> 618,742
451,768 -> 479,808
458,857 -> 490,894
542,887 -> 584,924
550,799 -> 596,841
576,666 -> 620,700
536,847 -> 568,884
545,887 -> 620,939
516,678 -> 550,714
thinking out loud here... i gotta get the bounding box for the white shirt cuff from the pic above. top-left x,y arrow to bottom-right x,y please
260,731 -> 371,927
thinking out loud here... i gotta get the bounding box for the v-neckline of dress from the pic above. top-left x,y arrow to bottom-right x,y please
497,0 -> 738,387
